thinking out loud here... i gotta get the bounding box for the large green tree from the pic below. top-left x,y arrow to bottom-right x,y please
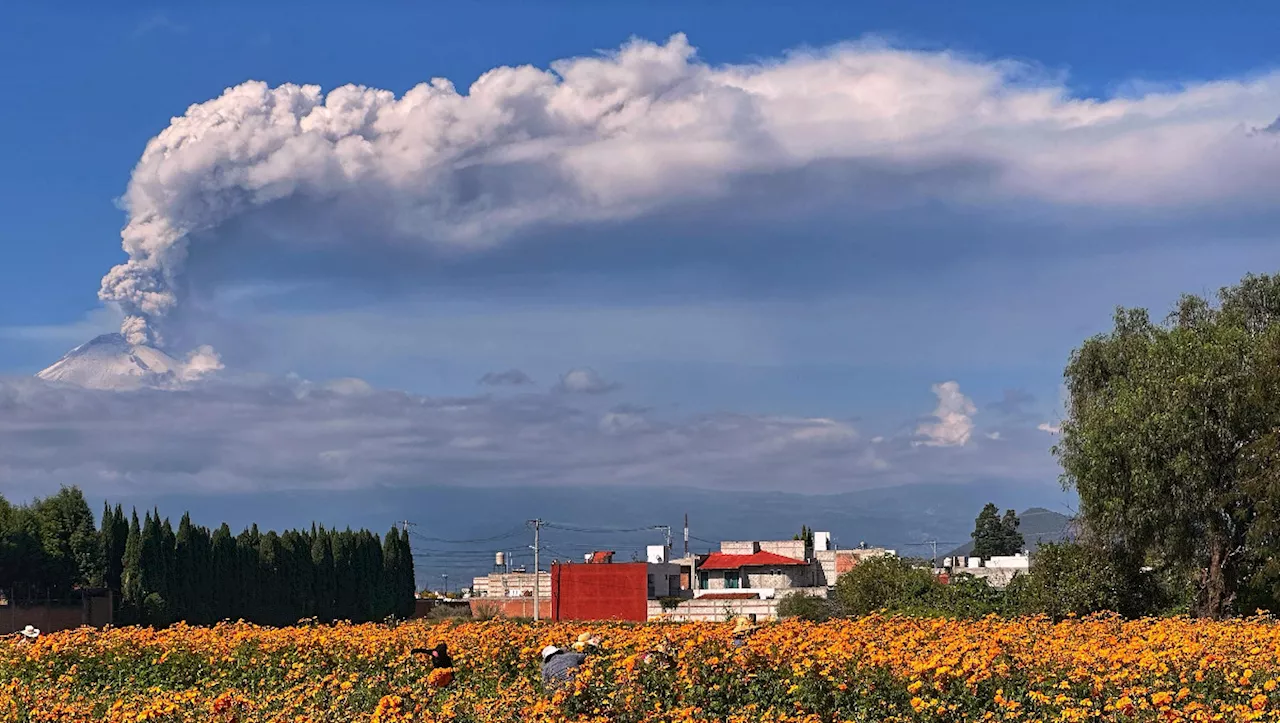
970,503 -> 1024,559
31,486 -> 100,590
1058,273 -> 1280,618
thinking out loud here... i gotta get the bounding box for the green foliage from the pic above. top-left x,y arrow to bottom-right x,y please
776,591 -> 837,621
0,487 -> 416,629
1005,542 -> 1174,620
832,555 -> 939,616
970,503 -> 1024,559
657,595 -> 683,612
1058,272 -> 1280,617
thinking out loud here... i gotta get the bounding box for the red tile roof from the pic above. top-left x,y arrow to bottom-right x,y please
588,551 -> 616,564
697,551 -> 807,570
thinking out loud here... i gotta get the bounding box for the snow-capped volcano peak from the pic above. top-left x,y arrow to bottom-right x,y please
37,333 -> 222,391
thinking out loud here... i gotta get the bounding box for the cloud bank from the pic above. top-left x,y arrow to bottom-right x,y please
0,374 -> 1052,499
99,33 -> 1280,345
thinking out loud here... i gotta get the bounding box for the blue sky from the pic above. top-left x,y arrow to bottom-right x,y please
2,2 -> 1280,509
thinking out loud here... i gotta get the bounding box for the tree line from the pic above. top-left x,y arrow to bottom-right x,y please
0,487 -> 415,627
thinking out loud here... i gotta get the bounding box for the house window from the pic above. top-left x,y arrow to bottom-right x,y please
647,574 -> 655,598
698,571 -> 709,589
725,570 -> 741,589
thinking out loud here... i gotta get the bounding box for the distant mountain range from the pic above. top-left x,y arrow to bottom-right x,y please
946,507 -> 1075,559
118,481 -> 1077,584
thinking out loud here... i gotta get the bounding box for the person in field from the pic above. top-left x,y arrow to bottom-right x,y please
541,633 -> 600,693
643,640 -> 676,669
729,615 -> 758,649
410,643 -> 454,688
15,626 -> 39,645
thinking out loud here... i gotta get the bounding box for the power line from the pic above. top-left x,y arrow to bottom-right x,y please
541,522 -> 669,534
407,526 -> 527,544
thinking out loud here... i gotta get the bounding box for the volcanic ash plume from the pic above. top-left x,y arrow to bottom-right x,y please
96,34 -> 1280,346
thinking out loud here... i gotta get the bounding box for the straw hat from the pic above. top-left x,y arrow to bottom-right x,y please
540,645 -> 561,660
571,632 -> 601,652
20,625 -> 39,639
730,616 -> 758,635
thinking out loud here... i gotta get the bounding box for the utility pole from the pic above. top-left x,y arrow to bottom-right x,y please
926,540 -> 939,567
399,520 -> 415,533
657,525 -> 672,557
683,513 -> 689,557
529,519 -> 543,621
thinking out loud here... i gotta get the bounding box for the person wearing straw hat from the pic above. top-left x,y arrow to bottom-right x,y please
729,615 -> 758,649
571,632 -> 601,653
540,644 -> 589,694
16,625 -> 40,645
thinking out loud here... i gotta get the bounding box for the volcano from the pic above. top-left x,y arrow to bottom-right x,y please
36,333 -> 221,391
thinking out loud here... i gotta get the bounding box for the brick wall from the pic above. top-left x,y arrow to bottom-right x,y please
468,597 -> 550,619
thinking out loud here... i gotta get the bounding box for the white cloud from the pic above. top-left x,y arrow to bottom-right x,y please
916,381 -> 977,447
555,368 -> 619,394
95,33 -> 1280,345
1037,422 -> 1061,434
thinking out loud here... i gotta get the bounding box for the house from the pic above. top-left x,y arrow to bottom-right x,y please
470,570 -> 551,599
695,549 -> 816,592
942,553 -> 1031,588
654,533 -> 846,621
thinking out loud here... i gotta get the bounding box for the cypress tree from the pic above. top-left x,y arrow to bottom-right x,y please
120,509 -> 143,624
236,526 -> 261,622
160,515 -> 176,604
359,531 -> 385,622
285,530 -> 314,623
211,523 -> 235,622
258,532 -> 283,625
100,502 -> 122,590
332,529 -> 356,622
173,513 -> 195,622
311,527 -> 336,622
397,528 -> 415,618
382,528 -> 400,620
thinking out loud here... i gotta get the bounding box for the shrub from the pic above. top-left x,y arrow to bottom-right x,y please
832,555 -> 941,616
776,591 -> 836,621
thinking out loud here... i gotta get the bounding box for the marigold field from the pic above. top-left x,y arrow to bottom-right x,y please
6,615 -> 1280,722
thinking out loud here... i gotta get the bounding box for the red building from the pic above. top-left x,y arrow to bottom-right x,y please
551,560 -> 648,622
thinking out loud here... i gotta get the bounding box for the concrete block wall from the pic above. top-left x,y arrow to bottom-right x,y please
648,587 -> 830,621
745,567 -> 815,589
648,597 -> 779,622
719,541 -> 760,555
759,540 -> 806,560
